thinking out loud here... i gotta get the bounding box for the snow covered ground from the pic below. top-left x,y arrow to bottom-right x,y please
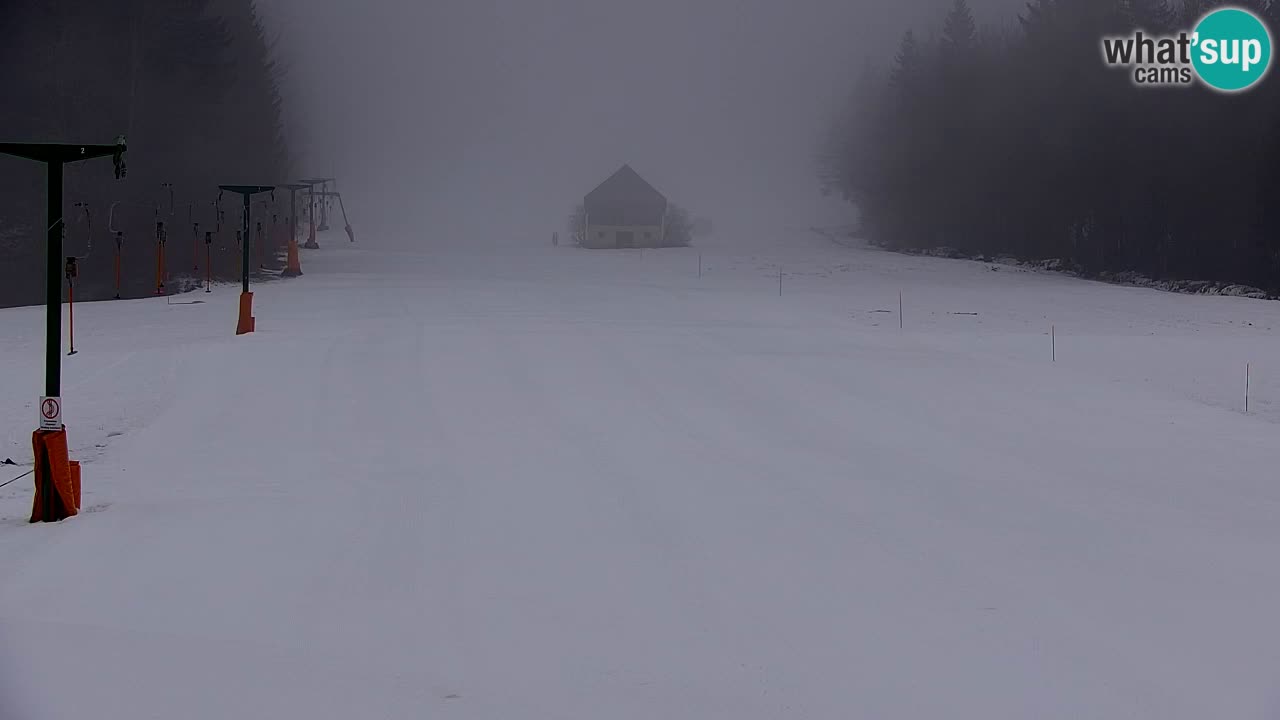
2,230 -> 1280,719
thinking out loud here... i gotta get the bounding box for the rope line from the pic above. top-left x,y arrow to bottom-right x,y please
0,469 -> 35,489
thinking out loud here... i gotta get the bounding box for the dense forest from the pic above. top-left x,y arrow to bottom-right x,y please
820,0 -> 1280,293
0,0 -> 291,307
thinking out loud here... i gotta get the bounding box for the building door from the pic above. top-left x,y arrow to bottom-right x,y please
616,231 -> 634,248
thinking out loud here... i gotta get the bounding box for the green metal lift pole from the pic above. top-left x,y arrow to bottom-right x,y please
306,181 -> 318,248
0,140 -> 126,400
278,183 -> 310,278
218,185 -> 275,336
218,185 -> 276,293
299,178 -> 334,249
318,179 -> 330,231
241,193 -> 251,293
282,183 -> 309,244
46,160 -> 62,396
310,189 -> 355,243
318,178 -> 336,231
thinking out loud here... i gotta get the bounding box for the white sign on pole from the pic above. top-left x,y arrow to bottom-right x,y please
39,396 -> 62,431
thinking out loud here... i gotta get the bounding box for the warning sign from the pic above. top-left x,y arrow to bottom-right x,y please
39,396 -> 61,431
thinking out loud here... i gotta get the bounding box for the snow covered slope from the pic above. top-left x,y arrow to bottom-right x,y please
2,232 -> 1280,719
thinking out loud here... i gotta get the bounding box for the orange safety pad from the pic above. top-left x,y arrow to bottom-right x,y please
236,291 -> 256,335
282,240 -> 303,277
30,429 -> 78,523
69,460 -> 81,510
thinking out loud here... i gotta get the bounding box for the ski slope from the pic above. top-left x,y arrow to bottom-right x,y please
3,230 -> 1280,719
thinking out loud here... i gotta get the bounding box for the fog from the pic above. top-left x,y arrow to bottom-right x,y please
258,0 -> 1020,247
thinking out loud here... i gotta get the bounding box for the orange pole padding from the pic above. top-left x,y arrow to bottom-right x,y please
236,291 -> 256,335
70,460 -> 81,510
30,428 -> 79,523
282,238 -> 303,277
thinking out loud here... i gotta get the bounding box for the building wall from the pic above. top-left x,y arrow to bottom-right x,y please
582,224 -> 664,249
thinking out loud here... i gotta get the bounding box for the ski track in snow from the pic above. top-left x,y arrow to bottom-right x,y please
2,231 -> 1280,719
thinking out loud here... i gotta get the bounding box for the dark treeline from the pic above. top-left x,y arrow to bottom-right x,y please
821,0 -> 1280,292
0,0 -> 291,308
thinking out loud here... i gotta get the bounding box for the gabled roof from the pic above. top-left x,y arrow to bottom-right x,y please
585,164 -> 667,209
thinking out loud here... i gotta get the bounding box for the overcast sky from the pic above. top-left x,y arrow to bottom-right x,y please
257,0 -> 1022,246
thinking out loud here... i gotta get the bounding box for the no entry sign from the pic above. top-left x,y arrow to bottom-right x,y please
39,396 -> 61,431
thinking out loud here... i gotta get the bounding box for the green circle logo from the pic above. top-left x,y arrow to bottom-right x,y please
1192,8 -> 1272,92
